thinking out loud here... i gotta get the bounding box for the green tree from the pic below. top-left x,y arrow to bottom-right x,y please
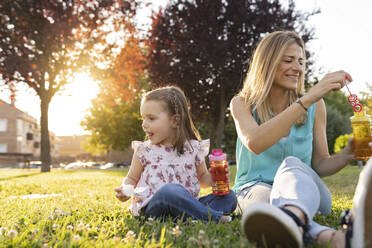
147,0 -> 318,149
323,90 -> 354,117
322,88 -> 356,154
81,98 -> 144,154
83,21 -> 149,153
326,105 -> 352,154
0,0 -> 138,172
334,133 -> 352,154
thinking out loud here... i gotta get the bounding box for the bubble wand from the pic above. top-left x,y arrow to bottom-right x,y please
345,76 -> 362,112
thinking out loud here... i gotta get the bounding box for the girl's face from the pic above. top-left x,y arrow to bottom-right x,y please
140,100 -> 177,147
273,43 -> 304,91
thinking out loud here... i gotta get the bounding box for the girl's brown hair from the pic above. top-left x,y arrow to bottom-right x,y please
142,86 -> 201,154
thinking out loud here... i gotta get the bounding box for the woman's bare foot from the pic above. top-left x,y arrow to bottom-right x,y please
317,229 -> 346,248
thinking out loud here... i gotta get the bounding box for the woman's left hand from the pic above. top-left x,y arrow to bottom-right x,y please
340,137 -> 355,162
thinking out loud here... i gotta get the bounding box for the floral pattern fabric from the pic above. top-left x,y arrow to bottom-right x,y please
129,139 -> 210,216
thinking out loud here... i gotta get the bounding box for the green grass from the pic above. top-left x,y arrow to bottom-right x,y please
0,165 -> 361,247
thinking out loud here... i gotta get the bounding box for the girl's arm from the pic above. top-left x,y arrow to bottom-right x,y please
196,161 -> 213,188
115,150 -> 144,201
311,100 -> 354,177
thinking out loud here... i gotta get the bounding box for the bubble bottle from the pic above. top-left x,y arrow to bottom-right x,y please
208,149 -> 229,196
346,80 -> 372,161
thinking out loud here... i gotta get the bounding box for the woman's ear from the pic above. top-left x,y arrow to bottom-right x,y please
171,114 -> 180,128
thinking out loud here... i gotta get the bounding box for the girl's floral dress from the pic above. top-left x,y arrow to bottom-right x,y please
129,139 -> 210,216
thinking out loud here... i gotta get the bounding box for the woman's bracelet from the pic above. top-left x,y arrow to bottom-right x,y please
296,98 -> 308,111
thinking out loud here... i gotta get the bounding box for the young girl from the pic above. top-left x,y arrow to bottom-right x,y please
115,86 -> 237,223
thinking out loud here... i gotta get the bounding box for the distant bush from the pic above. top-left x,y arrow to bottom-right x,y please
334,133 -> 352,154
326,105 -> 352,154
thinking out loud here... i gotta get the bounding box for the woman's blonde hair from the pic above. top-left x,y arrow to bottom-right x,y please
239,30 -> 307,125
142,86 -> 201,154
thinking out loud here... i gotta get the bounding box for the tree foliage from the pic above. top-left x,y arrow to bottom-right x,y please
83,23 -> 148,153
92,33 -> 148,105
0,0 -> 138,171
324,90 -> 354,117
81,97 -> 144,154
325,105 -> 352,154
147,0 -> 318,148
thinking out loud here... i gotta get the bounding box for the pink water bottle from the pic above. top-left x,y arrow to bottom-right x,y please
209,149 -> 229,196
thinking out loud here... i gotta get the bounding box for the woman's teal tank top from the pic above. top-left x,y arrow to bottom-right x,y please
233,104 -> 316,192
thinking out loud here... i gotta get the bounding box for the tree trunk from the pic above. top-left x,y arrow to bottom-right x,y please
210,88 -> 227,150
40,98 -> 51,172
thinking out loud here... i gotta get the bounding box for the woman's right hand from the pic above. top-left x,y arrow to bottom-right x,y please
305,70 -> 353,104
114,187 -> 131,202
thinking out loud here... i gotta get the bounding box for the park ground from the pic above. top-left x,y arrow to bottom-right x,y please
0,165 -> 360,247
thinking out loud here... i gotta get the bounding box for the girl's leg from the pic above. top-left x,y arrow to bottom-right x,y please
143,183 -> 224,222
198,190 -> 237,215
270,156 -> 333,238
235,182 -> 271,215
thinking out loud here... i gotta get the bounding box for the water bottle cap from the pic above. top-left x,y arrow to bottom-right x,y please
208,149 -> 227,161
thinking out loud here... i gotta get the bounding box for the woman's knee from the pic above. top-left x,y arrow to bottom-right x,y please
278,156 -> 306,172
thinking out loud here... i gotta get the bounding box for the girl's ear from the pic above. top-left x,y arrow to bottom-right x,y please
170,114 -> 180,128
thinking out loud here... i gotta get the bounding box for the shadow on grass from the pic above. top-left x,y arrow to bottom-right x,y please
0,172 -> 43,181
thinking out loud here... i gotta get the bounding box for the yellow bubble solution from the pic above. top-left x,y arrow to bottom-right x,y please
350,111 -> 372,161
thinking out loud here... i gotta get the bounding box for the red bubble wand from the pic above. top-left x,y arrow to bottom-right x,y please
345,76 -> 362,112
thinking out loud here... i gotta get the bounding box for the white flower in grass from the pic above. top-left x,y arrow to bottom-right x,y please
47,215 -> 54,220
66,225 -> 73,230
171,225 -> 181,237
73,234 -> 81,241
145,217 -> 154,226
54,209 -> 62,216
124,230 -> 136,243
52,224 -> 59,229
0,227 -> 7,235
8,229 -> 17,238
198,229 -> 205,240
54,208 -> 71,217
76,222 -> 85,231
113,237 -> 121,242
85,224 -> 91,232
187,236 -> 198,244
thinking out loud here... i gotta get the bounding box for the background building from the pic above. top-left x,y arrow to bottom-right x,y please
0,99 -> 57,166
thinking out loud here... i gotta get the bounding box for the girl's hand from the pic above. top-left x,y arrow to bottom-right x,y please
114,187 -> 131,202
306,70 -> 352,103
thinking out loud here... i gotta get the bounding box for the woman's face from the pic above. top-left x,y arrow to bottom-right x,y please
273,43 -> 304,91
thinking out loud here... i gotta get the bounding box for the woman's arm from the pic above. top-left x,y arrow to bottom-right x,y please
230,71 -> 353,155
230,95 -> 306,154
311,100 -> 354,177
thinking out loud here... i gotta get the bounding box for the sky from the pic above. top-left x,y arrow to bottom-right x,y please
1,0 -> 371,136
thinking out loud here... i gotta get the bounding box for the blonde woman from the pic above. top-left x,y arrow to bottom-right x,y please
230,31 -> 372,247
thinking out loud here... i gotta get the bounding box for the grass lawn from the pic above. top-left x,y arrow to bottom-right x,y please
0,165 -> 361,247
